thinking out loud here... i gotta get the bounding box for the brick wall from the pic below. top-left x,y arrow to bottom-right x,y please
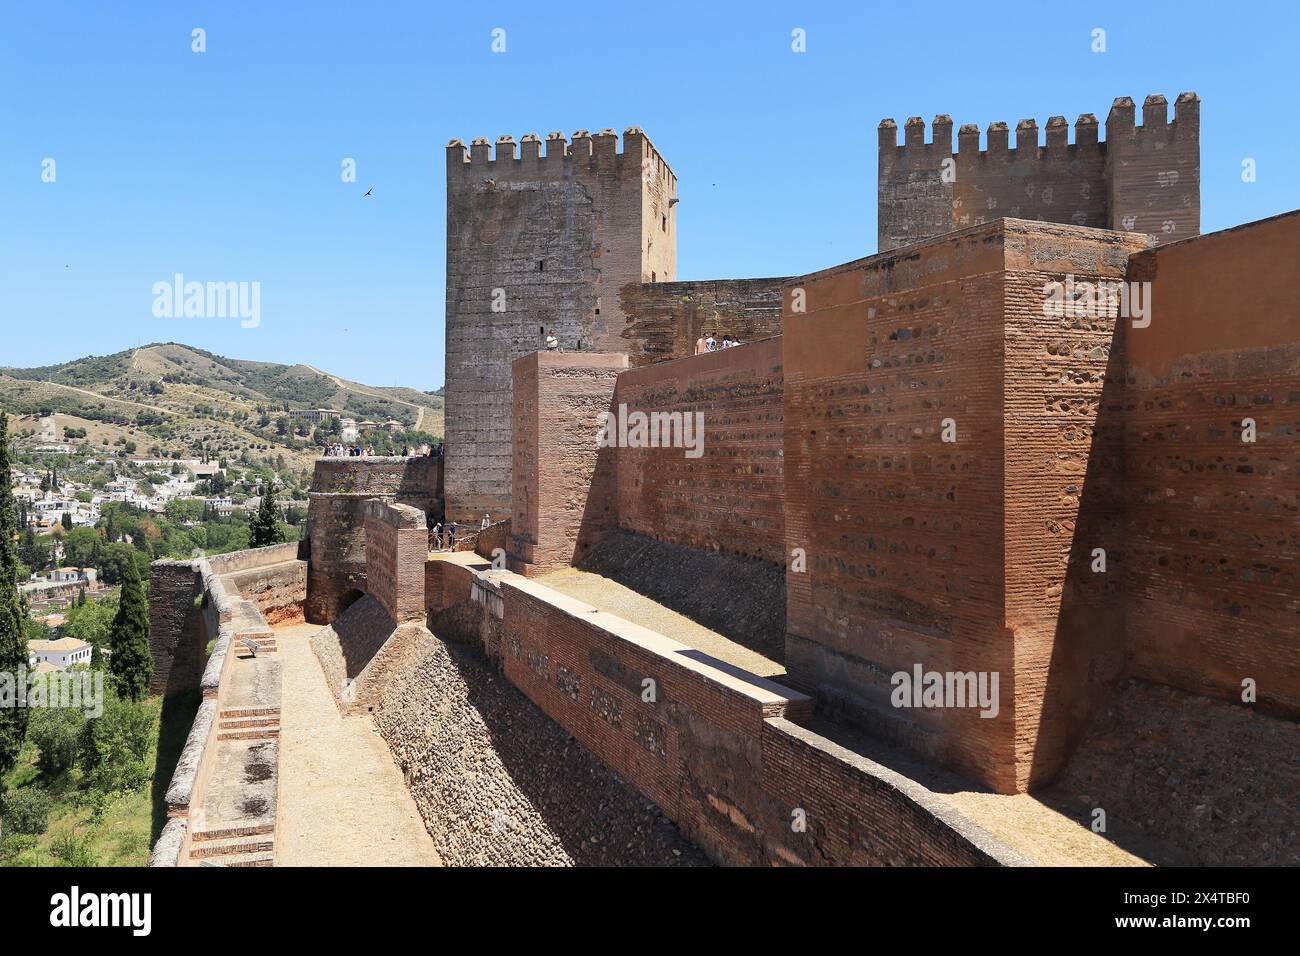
1121,210 -> 1300,715
507,351 -> 626,574
148,561 -> 202,697
305,456 -> 442,623
426,558 -> 1020,865
617,278 -> 786,365
363,499 -> 428,625
784,218 -> 1146,793
612,337 -> 785,564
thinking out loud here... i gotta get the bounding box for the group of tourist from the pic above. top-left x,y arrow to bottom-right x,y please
322,443 -> 376,457
693,332 -> 743,354
320,442 -> 444,458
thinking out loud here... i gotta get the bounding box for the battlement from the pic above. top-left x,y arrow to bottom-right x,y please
880,92 -> 1198,155
878,93 -> 1200,250
447,126 -> 676,188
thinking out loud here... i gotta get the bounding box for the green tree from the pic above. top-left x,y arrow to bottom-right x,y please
28,707 -> 85,777
60,512 -> 73,531
248,484 -> 286,548
108,557 -> 151,702
0,413 -> 29,787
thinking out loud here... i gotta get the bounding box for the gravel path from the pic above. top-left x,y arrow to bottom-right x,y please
274,622 -> 441,867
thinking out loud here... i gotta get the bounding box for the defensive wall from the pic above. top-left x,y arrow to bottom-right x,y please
305,455 -> 442,624
149,542 -> 302,866
878,93 -> 1200,252
617,278 -> 787,365
413,554 -> 1025,866
501,211 -> 1299,797
1119,210 -> 1300,717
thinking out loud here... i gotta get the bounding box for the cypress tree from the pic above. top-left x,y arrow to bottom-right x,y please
249,484 -> 285,548
108,555 -> 152,702
0,413 -> 29,783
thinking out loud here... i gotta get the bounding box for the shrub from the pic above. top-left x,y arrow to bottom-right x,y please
49,829 -> 98,867
80,694 -> 155,793
28,708 -> 86,777
2,787 -> 52,835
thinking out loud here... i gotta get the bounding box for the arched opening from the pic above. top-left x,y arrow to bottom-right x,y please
338,588 -> 364,615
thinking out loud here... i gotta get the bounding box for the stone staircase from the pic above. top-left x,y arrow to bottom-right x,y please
188,824 -> 276,867
216,706 -> 281,741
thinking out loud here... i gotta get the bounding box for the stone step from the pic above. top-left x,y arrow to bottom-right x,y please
219,707 -> 281,719
191,823 -> 275,843
217,728 -> 280,741
189,836 -> 275,861
218,717 -> 281,729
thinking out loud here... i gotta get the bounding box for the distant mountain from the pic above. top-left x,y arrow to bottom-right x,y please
0,343 -> 444,469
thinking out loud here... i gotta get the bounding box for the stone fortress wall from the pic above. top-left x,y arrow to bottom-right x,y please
149,89 -> 1299,867
878,93 -> 1200,252
304,456 -> 441,623
149,542 -> 304,866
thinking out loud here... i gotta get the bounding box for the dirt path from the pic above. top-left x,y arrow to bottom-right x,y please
273,622 -> 441,866
301,363 -> 427,431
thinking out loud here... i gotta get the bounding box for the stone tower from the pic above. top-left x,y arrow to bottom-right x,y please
443,127 -> 677,524
877,92 -> 1200,251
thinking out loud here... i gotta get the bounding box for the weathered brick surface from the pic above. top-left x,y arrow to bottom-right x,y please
508,351 -> 626,574
444,129 -> 676,524
617,278 -> 786,365
305,457 -> 441,623
1121,210 -> 1300,715
425,561 -> 1020,865
784,218 -> 1146,793
879,93 -> 1199,252
613,337 -> 785,564
149,561 -> 203,697
363,499 -> 428,625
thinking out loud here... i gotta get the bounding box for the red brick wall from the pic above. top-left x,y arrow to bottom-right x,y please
617,278 -> 786,365
784,219 -> 1146,793
613,337 -> 785,564
784,223 -> 1012,789
363,500 -> 428,625
1121,210 -> 1300,715
431,559 -> 1017,866
508,351 -> 627,574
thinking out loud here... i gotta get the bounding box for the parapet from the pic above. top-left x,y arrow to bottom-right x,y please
878,91 -> 1197,156
447,125 -> 675,187
878,93 -> 1200,250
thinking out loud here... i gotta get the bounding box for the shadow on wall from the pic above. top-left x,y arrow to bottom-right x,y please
1034,324 -> 1129,789
150,688 -> 202,844
575,529 -> 786,668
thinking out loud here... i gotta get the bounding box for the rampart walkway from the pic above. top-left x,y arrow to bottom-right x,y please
274,622 -> 441,866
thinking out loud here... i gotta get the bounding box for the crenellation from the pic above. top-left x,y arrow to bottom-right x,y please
1074,113 -> 1099,147
880,92 -> 1201,250
1015,117 -> 1038,151
1045,115 -> 1068,150
986,120 -> 1009,153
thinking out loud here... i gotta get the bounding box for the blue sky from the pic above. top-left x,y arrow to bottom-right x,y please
3,0 -> 1296,390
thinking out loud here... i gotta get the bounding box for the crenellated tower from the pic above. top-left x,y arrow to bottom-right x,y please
878,92 -> 1200,251
443,127 -> 677,524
